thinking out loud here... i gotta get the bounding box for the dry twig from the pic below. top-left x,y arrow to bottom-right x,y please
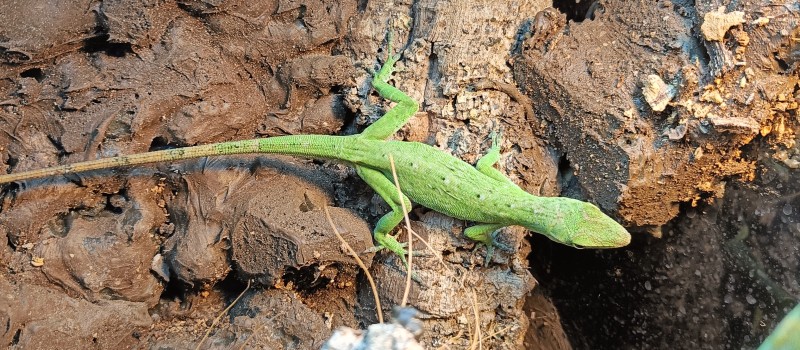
324,206 -> 384,323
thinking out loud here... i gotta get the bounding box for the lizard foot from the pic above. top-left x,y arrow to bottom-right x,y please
488,127 -> 503,148
364,234 -> 428,282
364,238 -> 429,259
482,230 -> 515,266
373,53 -> 401,84
466,227 -> 514,266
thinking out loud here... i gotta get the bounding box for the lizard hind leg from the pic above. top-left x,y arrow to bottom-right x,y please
355,166 -> 413,267
464,223 -> 513,266
475,131 -> 517,186
360,32 -> 419,140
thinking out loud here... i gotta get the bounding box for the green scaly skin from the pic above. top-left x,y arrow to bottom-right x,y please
758,303 -> 800,350
0,51 -> 631,265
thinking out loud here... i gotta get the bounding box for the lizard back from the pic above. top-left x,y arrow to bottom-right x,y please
340,137 -> 530,224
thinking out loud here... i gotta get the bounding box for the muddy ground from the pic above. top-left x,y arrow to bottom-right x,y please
0,0 -> 798,349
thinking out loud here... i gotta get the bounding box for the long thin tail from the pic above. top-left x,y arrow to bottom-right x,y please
0,135 -> 355,184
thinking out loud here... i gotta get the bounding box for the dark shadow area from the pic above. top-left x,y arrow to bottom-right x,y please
529,231 -> 649,349
20,67 -> 44,82
81,32 -> 133,57
552,0 -> 601,22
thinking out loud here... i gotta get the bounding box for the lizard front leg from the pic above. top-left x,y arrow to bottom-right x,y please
355,165 -> 412,267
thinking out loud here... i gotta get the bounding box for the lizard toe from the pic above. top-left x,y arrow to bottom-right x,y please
490,230 -> 515,252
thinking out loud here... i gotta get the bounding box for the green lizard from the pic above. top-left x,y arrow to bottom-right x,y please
0,49 -> 631,264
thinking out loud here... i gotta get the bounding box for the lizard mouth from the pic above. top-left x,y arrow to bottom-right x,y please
568,230 -> 631,249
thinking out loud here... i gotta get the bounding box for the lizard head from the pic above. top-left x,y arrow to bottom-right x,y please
525,197 -> 631,248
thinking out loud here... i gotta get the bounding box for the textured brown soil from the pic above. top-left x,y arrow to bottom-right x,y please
0,0 -> 797,349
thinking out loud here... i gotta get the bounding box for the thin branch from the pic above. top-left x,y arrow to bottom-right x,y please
468,289 -> 483,350
388,154 -> 413,307
196,279 -> 251,350
324,205 -> 384,323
